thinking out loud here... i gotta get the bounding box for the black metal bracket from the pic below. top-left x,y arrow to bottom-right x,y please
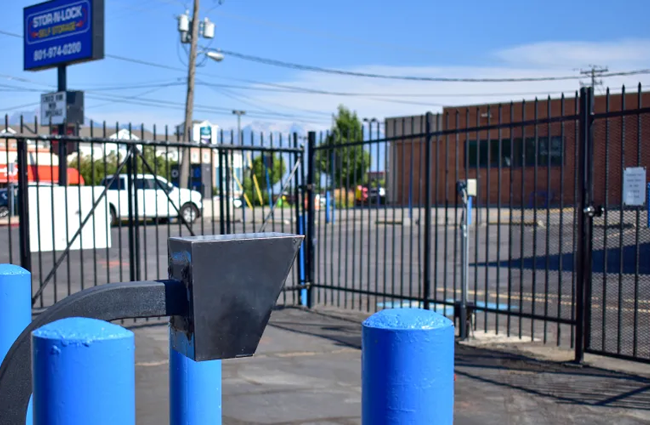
0,280 -> 187,425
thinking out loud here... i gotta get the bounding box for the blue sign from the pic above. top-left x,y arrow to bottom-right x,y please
24,0 -> 104,71
199,126 -> 211,144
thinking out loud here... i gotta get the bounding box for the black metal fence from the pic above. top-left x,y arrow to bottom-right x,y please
0,121 -> 306,311
3,84 -> 650,363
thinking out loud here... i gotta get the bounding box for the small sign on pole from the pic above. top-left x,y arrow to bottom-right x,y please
40,91 -> 66,125
623,167 -> 646,207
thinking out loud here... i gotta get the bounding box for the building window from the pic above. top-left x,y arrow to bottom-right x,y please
467,139 -> 513,168
467,137 -> 563,168
515,136 -> 563,167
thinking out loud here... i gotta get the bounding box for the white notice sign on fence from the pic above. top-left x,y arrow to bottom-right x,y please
623,167 -> 646,206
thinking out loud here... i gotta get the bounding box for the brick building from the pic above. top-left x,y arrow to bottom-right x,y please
386,90 -> 650,208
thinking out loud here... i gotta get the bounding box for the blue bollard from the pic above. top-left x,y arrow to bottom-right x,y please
32,317 -> 135,425
0,264 -> 33,425
170,339 -> 222,425
362,308 -> 454,425
0,264 -> 31,371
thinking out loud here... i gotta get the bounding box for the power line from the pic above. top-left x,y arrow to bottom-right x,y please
2,29 -> 650,85
198,79 -> 332,117
0,74 -> 330,123
0,30 -> 20,38
0,31 -> 638,98
218,48 -> 650,83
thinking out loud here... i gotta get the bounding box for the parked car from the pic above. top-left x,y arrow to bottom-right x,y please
0,187 -> 19,218
100,174 -> 203,225
0,189 -> 9,218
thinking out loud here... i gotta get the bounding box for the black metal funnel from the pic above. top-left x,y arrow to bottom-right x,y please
168,233 -> 304,361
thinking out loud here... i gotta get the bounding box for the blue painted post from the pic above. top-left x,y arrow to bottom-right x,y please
325,191 -> 331,223
264,155 -> 273,210
170,341 -> 222,425
362,308 -> 454,424
298,214 -> 307,306
0,264 -> 33,425
467,196 -> 473,226
32,317 -> 135,425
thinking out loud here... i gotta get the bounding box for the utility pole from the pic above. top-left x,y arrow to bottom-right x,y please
232,110 -> 245,144
179,0 -> 201,190
580,65 -> 608,92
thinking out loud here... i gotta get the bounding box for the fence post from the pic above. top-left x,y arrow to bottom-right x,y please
362,308 -> 454,424
575,87 -> 594,363
169,340 -> 222,425
0,264 -> 33,425
17,139 -> 31,272
423,113 -> 433,310
32,317 -> 135,425
306,131 -> 317,308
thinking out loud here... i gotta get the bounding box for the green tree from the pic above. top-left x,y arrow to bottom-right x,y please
242,153 -> 286,206
69,146 -> 177,186
315,105 -> 371,188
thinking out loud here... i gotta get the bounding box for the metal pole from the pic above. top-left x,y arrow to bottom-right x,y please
57,65 -> 67,186
126,149 -> 136,282
179,0 -> 201,190
423,113 -> 433,310
306,131 -> 316,308
233,110 -> 245,225
170,343 -> 222,425
362,308 -> 454,424
575,86 -> 594,363
460,194 -> 468,340
17,139 -> 31,272
32,318 -> 135,425
296,134 -> 307,307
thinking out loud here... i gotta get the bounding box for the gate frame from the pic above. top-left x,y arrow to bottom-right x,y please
574,86 -> 595,363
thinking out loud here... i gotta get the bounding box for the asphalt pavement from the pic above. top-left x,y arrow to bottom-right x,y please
131,307 -> 650,424
2,205 -> 650,358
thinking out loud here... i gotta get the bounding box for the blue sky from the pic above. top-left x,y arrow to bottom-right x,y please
1,0 -> 649,131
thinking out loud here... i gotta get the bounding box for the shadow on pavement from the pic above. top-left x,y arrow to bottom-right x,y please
475,242 -> 650,275
273,307 -> 650,411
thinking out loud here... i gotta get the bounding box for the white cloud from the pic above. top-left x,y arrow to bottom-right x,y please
243,39 -> 650,129
9,39 -> 645,131
495,39 -> 650,69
